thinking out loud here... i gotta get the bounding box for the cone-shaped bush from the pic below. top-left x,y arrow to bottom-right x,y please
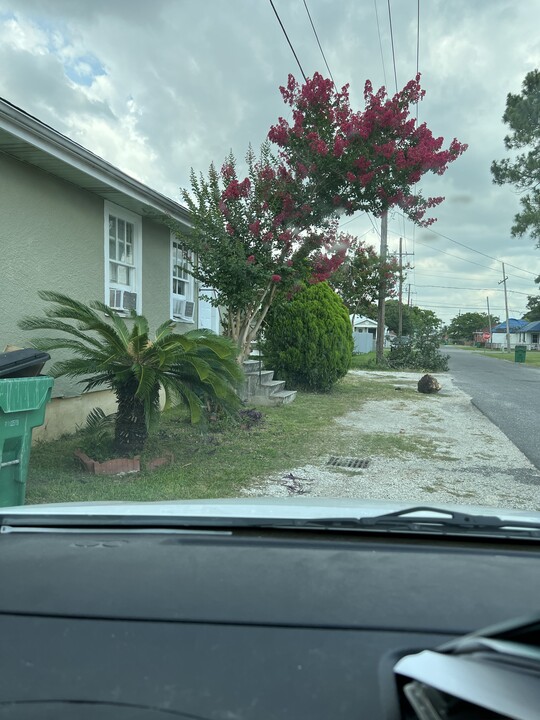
261,282 -> 353,392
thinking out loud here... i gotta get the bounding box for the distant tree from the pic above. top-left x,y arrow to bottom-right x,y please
384,301 -> 442,337
385,300 -> 414,336
447,312 -> 499,342
491,69 -> 540,246
523,295 -> 540,321
329,239 -> 399,324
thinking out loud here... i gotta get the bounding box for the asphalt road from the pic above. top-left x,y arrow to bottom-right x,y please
445,347 -> 540,470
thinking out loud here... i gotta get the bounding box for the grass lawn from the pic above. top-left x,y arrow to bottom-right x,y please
451,345 -> 540,366
349,351 -> 390,370
26,373 -> 422,505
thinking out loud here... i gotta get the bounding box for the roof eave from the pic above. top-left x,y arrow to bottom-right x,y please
0,98 -> 191,226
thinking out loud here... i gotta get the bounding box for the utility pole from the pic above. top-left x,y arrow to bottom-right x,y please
486,296 -> 492,349
397,237 -> 414,339
376,209 -> 388,363
398,237 -> 403,339
498,263 -> 511,352
407,284 -> 411,307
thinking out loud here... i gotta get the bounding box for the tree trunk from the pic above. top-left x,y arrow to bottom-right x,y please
114,384 -> 148,456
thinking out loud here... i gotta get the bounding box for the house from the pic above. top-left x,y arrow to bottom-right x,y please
489,319 -> 528,349
517,320 -> 540,350
350,315 -> 390,353
0,96 -> 202,440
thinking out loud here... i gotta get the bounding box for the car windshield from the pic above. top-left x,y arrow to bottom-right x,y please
0,0 -> 539,519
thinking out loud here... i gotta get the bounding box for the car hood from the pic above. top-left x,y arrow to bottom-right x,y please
2,497 -> 540,524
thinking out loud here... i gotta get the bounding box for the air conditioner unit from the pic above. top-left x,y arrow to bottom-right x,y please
172,298 -> 195,320
109,289 -> 137,312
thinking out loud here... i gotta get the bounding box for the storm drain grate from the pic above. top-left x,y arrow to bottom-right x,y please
327,456 -> 370,469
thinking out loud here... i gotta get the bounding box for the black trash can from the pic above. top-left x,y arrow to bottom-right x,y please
0,349 -> 50,378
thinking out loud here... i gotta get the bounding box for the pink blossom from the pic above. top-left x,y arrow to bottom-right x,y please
220,163 -> 235,180
271,274 -> 282,283
248,219 -> 261,235
247,255 -> 256,264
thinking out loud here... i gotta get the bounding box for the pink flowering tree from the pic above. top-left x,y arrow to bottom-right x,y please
268,73 -> 468,225
172,145 -> 349,361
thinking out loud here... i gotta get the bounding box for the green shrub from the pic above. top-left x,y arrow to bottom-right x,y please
260,282 -> 353,392
385,333 -> 449,372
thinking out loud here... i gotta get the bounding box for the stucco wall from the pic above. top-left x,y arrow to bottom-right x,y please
1,151 -> 196,436
1,152 -> 104,398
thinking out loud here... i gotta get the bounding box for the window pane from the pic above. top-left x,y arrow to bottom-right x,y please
173,279 -> 186,296
109,216 -> 116,239
117,219 -> 125,241
118,239 -> 125,263
126,222 -> 133,243
109,262 -> 118,282
125,241 -> 133,265
109,239 -> 116,261
117,265 -> 130,286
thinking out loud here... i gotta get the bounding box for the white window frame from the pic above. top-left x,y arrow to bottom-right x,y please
170,235 -> 195,323
104,201 -> 142,314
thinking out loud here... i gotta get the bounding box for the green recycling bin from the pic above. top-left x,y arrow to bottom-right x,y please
0,376 -> 54,507
515,345 -> 527,363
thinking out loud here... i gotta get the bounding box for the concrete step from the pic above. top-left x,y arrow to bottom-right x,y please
242,359 -> 264,374
258,379 -> 287,397
252,390 -> 297,407
240,370 -> 275,401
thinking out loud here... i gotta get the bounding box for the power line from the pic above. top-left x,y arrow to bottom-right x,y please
302,0 -> 335,88
388,226 -> 538,282
417,223 -> 539,278
386,0 -> 398,92
268,0 -> 307,81
373,0 -> 388,88
416,285 -> 531,297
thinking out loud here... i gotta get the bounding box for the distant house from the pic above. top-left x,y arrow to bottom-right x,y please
350,315 -> 390,353
489,319 -> 528,349
0,96 -> 201,439
517,320 -> 540,350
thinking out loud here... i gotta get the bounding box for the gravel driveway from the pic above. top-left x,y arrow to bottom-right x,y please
244,370 -> 540,511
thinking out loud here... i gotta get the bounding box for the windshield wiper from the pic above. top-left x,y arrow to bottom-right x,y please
289,506 -> 540,538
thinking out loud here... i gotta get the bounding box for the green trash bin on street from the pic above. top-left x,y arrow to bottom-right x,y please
515,345 -> 527,363
0,376 -> 54,507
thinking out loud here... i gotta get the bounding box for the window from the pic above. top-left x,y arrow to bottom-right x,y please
171,238 -> 195,322
105,202 -> 142,313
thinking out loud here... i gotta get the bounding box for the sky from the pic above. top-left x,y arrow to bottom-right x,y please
1,0 -> 539,325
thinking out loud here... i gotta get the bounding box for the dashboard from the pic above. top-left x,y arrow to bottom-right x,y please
1,527 -> 539,718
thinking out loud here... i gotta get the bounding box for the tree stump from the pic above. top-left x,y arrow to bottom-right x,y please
417,374 -> 441,394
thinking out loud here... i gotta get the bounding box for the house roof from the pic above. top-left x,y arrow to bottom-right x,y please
0,96 -> 191,226
521,320 -> 540,333
350,315 -> 377,327
491,318 -> 528,333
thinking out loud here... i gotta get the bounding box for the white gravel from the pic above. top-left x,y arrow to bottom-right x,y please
243,370 -> 540,510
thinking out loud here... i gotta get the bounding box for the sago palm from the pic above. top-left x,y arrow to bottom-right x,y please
19,291 -> 243,455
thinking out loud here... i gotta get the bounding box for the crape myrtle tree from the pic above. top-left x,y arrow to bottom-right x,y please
172,73 -> 466,361
173,144 -> 349,362
329,238 -> 400,325
268,73 -> 467,228
268,72 -> 466,361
